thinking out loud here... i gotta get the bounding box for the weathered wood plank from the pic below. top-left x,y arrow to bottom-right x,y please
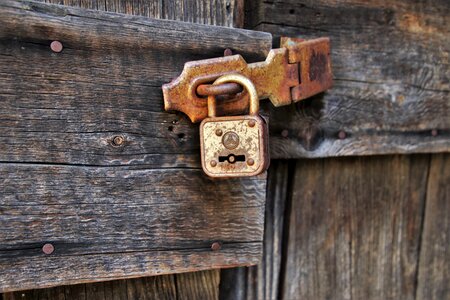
3,270 -> 219,300
416,154 -> 449,300
43,0 -> 240,27
0,164 -> 265,292
250,0 -> 450,158
282,155 -> 430,300
219,160 -> 291,300
0,0 -> 270,293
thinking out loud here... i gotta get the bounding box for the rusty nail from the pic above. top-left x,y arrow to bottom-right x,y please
338,131 -> 346,139
50,41 -> 63,53
112,136 -> 124,146
431,129 -> 438,136
42,243 -> 54,255
247,158 -> 255,166
210,160 -> 217,167
224,48 -> 233,56
248,120 -> 256,127
281,129 -> 289,138
211,242 -> 221,251
215,129 -> 223,136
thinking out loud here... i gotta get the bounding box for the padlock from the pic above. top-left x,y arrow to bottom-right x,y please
199,73 -> 269,178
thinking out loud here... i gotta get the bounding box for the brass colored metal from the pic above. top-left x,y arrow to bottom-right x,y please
162,37 -> 333,123
222,131 -> 240,150
199,74 -> 269,178
163,48 -> 298,123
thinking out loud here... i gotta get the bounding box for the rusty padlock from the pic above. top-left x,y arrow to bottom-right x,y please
200,74 -> 269,178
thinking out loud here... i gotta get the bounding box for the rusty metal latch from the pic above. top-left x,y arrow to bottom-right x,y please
162,36 -> 333,123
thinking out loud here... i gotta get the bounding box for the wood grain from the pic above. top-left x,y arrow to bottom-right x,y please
0,165 -> 265,292
0,0 -> 270,293
219,160 -> 291,300
0,0 -> 271,167
249,0 -> 450,158
416,154 -> 449,300
3,270 -> 219,300
282,155 -> 430,300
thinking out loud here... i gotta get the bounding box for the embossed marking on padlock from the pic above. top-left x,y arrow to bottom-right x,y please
199,74 -> 269,178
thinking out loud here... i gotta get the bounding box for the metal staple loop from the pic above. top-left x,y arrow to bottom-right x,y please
196,82 -> 243,97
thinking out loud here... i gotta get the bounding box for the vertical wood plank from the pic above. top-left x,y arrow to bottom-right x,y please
219,160 -> 291,300
176,270 -> 220,300
282,155 -> 430,300
416,154 -> 449,300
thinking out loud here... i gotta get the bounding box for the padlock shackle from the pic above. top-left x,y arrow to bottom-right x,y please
208,74 -> 259,117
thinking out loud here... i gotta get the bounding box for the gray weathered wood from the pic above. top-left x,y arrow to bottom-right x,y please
282,155 -> 430,299
0,0 -> 271,167
0,165 -> 265,292
416,154 -> 449,300
0,0 -> 270,293
3,270 -> 220,300
219,160 -> 290,300
250,0 -> 450,158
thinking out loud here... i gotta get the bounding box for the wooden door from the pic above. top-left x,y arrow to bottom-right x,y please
1,0 -> 448,299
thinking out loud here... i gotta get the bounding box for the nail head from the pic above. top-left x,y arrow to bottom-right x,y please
247,158 -> 255,166
42,243 -> 54,255
50,41 -> 63,53
224,48 -> 233,56
211,242 -> 221,251
281,129 -> 289,138
431,129 -> 438,136
215,129 -> 223,136
210,160 -> 217,167
248,120 -> 256,127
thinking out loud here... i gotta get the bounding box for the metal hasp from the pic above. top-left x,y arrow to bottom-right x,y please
162,36 -> 333,123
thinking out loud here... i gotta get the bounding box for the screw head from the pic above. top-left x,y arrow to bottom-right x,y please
338,130 -> 346,139
210,160 -> 217,167
228,155 -> 236,163
247,158 -> 255,166
215,129 -> 223,136
50,41 -> 63,53
42,243 -> 54,255
211,242 -> 221,251
112,136 -> 124,146
248,120 -> 256,127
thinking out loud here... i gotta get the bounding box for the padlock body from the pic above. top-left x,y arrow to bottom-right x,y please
200,114 -> 269,178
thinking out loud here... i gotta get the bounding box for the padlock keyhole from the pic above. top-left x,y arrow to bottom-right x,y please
218,154 -> 245,164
